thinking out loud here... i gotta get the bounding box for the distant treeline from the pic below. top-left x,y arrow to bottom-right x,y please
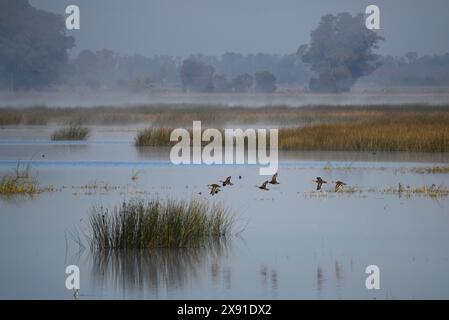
361,53 -> 449,87
2,0 -> 449,93
23,49 -> 449,93
60,50 -> 311,93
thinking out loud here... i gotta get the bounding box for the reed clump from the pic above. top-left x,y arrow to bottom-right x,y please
135,127 -> 229,147
88,198 -> 234,249
0,164 -> 42,195
51,125 -> 90,141
135,127 -> 174,146
0,176 -> 41,194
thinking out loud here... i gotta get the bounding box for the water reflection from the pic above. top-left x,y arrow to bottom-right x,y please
259,264 -> 279,297
316,266 -> 324,292
335,261 -> 343,284
89,240 -> 230,295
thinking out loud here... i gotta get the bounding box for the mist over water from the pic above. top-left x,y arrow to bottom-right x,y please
3,91 -> 449,108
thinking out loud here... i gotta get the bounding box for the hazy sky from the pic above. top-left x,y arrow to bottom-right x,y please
30,0 -> 449,57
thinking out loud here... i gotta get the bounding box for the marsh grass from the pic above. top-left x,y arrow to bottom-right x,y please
278,121 -> 449,152
0,163 -> 42,195
135,127 -> 230,147
3,104 -> 449,151
2,104 -> 449,126
135,127 -> 174,146
51,125 -> 90,141
87,198 -> 234,250
0,176 -> 41,194
135,119 -> 449,152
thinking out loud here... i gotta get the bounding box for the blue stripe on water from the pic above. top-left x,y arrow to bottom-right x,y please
0,159 -> 444,169
0,140 -> 134,145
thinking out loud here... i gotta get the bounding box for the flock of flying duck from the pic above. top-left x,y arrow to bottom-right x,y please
207,173 -> 347,195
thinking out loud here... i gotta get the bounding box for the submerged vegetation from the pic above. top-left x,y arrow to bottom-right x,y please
384,184 -> 449,199
87,198 -> 234,250
51,125 -> 90,141
412,166 -> 449,174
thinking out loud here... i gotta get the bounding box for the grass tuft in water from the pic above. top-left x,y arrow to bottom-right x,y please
87,198 -> 234,249
135,127 -> 174,146
0,163 -> 42,195
51,125 -> 90,141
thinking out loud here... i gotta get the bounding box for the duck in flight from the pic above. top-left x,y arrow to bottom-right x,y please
335,181 -> 346,192
258,181 -> 269,191
208,184 -> 221,195
314,177 -> 327,191
269,173 -> 279,185
220,176 -> 233,187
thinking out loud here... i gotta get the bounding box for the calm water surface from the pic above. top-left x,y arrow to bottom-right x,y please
1,127 -> 448,299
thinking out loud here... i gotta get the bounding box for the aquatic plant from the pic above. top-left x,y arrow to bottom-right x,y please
0,163 -> 42,195
135,120 -> 449,152
384,184 -> 449,198
412,166 -> 449,174
135,127 -> 174,146
278,120 -> 449,152
51,125 -> 90,141
87,198 -> 234,249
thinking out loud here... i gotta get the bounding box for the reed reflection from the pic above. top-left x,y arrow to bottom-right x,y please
90,239 -> 230,294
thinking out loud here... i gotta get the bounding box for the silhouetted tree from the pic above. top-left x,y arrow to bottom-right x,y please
213,74 -> 231,92
298,12 -> 384,92
180,58 -> 214,92
255,71 -> 276,93
231,73 -> 254,92
0,0 -> 74,90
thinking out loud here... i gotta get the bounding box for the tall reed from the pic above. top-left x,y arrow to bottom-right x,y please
51,125 -> 90,141
88,198 -> 234,249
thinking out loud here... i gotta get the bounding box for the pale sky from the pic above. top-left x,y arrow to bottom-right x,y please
30,0 -> 449,57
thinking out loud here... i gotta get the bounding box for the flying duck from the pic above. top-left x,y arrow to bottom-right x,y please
314,177 -> 327,191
